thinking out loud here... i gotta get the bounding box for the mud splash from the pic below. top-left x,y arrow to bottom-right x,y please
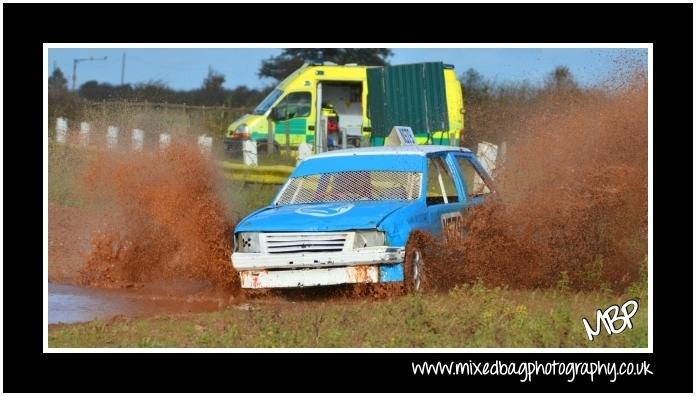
79,143 -> 240,293
419,74 -> 648,292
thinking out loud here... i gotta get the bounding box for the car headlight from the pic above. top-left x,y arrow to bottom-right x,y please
234,123 -> 250,135
236,232 -> 260,253
353,230 -> 385,249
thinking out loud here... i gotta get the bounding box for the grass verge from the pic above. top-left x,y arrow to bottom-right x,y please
48,281 -> 647,348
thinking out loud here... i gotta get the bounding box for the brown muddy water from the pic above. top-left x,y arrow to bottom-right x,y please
48,280 -> 232,324
48,145 -> 242,324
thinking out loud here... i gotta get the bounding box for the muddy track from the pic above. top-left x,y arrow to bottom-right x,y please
48,70 -> 647,325
49,202 -> 406,324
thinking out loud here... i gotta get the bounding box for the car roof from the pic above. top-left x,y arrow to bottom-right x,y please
306,145 -> 472,160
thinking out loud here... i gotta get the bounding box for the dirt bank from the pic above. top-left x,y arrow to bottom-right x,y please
416,75 -> 648,292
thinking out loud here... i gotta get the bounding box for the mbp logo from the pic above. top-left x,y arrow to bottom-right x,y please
582,299 -> 639,341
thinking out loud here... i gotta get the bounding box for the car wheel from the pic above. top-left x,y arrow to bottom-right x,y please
403,241 -> 426,293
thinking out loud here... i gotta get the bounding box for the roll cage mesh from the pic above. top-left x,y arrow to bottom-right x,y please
276,171 -> 422,205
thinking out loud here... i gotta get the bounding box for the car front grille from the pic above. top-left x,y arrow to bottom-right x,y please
263,232 -> 350,254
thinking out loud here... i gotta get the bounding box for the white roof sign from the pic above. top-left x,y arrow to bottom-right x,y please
386,126 -> 417,146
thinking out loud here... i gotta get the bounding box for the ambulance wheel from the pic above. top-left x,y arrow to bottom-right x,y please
403,240 -> 426,293
257,140 -> 280,154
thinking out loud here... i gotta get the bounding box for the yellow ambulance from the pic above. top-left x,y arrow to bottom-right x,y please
224,61 -> 464,154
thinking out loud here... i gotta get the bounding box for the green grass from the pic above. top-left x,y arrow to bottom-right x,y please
48,141 -> 94,208
218,181 -> 280,220
48,281 -> 648,348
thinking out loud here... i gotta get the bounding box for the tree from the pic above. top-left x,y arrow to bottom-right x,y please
196,67 -> 227,106
460,68 -> 492,102
544,65 -> 578,93
133,80 -> 174,102
48,67 -> 68,92
203,67 -> 226,91
225,85 -> 270,108
48,67 -> 82,121
258,48 -> 393,81
78,80 -> 108,100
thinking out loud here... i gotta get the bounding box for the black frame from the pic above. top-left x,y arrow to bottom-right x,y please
3,2 -> 691,393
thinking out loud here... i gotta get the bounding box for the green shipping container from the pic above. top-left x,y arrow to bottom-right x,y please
367,62 -> 450,142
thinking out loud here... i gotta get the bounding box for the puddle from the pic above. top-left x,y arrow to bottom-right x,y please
48,282 -> 228,324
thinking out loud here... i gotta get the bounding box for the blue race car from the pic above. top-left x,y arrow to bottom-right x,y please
231,145 -> 495,291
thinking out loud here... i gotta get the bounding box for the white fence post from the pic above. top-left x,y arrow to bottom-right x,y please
159,133 -> 171,151
297,142 -> 312,164
106,126 -> 119,150
197,134 -> 213,157
55,117 -> 68,143
242,140 -> 258,166
132,129 -> 144,151
79,122 -> 91,147
267,120 -> 275,154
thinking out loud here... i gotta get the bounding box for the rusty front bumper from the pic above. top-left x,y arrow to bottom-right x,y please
239,265 -> 379,289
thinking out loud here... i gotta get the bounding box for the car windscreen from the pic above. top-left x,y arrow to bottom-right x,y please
253,89 -> 283,115
275,171 -> 422,205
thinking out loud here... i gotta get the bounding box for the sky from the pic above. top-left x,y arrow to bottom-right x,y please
47,47 -> 647,91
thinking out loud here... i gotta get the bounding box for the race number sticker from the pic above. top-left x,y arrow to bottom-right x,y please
396,126 -> 416,145
441,212 -> 463,240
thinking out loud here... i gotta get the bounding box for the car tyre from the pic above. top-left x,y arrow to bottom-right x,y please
403,240 -> 426,293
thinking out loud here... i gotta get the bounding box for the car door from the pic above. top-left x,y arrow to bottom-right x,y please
271,92 -> 312,147
451,153 -> 495,208
424,154 -> 467,237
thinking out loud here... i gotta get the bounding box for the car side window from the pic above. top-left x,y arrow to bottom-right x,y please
456,156 -> 492,197
426,157 -> 459,206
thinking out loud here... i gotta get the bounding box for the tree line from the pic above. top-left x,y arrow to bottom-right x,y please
49,48 -> 587,144
49,67 -> 273,108
49,49 -> 393,108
